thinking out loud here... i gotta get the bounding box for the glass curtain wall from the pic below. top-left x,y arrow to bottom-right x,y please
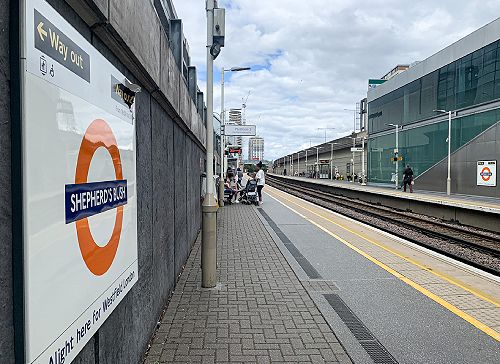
368,108 -> 500,183
368,40 -> 500,134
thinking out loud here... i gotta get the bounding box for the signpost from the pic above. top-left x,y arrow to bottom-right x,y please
477,161 -> 497,187
21,1 -> 138,363
224,124 -> 256,136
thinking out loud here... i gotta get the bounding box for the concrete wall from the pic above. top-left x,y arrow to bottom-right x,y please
1,0 -> 206,363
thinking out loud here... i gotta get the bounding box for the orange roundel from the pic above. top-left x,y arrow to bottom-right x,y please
75,119 -> 124,276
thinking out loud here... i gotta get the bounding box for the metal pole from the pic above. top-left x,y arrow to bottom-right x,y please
447,110 -> 452,195
305,150 -> 308,177
352,138 -> 355,182
316,148 -> 319,178
361,137 -> 366,185
297,152 -> 300,175
329,145 -> 333,180
218,68 -> 225,206
395,125 -> 399,190
202,0 -> 217,288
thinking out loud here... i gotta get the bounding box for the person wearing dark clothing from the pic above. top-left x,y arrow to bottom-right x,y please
403,165 -> 414,193
237,167 -> 243,185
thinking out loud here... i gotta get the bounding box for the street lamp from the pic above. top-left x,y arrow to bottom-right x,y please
305,149 -> 308,177
219,66 -> 251,206
328,142 -> 340,180
312,146 -> 322,178
202,0 -> 222,288
297,151 -> 302,175
434,109 -> 453,195
350,136 -> 357,183
387,123 -> 399,189
361,137 -> 367,186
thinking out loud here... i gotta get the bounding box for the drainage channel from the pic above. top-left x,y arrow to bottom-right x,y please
258,207 -> 399,364
258,208 -> 322,279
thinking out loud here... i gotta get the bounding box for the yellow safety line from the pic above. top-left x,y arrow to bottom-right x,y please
267,186 -> 500,306
264,187 -> 500,341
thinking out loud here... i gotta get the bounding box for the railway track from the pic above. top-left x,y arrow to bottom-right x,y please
267,176 -> 500,274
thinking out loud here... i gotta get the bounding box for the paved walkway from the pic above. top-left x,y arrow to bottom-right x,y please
143,204 -> 351,363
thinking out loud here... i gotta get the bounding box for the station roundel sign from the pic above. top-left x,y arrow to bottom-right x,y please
74,119 -> 124,276
480,166 -> 492,182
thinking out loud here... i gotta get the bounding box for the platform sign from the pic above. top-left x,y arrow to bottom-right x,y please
22,1 -> 138,363
224,124 -> 256,136
477,161 -> 496,187
351,147 -> 364,152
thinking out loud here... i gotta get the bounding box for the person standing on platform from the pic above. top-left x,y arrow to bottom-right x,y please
255,161 -> 266,205
237,167 -> 244,187
403,165 -> 414,193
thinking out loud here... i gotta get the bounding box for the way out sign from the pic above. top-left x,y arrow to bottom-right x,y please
477,161 -> 497,187
20,0 -> 138,363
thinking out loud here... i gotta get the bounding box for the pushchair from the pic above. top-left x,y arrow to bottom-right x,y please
238,179 -> 259,205
224,184 -> 234,204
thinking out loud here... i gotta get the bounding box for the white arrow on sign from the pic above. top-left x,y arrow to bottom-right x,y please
37,22 -> 47,41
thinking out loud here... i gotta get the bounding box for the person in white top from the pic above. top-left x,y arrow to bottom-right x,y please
255,162 -> 265,205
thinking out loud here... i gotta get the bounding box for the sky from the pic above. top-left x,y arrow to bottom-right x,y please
174,0 -> 500,160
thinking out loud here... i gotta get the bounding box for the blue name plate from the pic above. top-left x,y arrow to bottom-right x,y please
65,180 -> 127,224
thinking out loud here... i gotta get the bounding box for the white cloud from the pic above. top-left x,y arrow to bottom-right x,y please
174,0 -> 500,160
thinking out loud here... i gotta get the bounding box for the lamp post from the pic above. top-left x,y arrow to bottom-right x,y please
434,109 -> 453,195
305,150 -> 308,177
297,152 -> 301,175
361,137 -> 366,185
351,136 -> 356,182
313,146 -> 321,178
329,142 -> 339,180
219,66 -> 251,207
387,123 -> 399,189
202,0 -> 218,288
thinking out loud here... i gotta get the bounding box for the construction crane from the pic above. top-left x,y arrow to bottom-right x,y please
242,91 -> 251,125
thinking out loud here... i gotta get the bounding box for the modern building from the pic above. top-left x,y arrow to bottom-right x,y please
367,18 -> 500,197
248,136 -> 264,161
228,108 -> 243,165
228,108 -> 243,146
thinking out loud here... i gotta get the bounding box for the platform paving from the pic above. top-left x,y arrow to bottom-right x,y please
272,174 -> 500,213
143,204 -> 351,364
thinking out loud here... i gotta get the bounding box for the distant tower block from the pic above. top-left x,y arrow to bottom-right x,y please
248,136 -> 264,161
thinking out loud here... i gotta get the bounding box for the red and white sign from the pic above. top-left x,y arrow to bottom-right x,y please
477,161 -> 496,187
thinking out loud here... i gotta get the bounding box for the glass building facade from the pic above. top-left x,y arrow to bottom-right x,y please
368,39 -> 500,184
